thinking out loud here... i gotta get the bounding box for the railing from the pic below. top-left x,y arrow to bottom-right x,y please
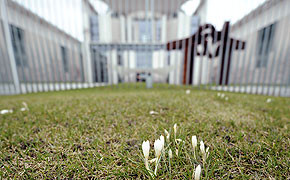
0,0 -> 289,96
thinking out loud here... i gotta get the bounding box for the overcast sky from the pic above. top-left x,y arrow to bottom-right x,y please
12,0 -> 266,40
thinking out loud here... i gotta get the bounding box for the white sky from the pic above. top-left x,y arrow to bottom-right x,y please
12,0 -> 266,40
205,0 -> 266,30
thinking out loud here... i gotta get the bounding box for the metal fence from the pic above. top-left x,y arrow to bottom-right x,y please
0,0 -> 289,96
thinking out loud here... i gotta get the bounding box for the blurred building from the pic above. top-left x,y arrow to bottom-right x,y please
229,0 -> 290,86
0,0 -> 97,84
88,0 -> 201,84
192,0 -> 290,86
1,0 -> 288,90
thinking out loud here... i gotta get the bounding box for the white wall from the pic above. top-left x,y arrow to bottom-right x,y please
228,0 -> 290,85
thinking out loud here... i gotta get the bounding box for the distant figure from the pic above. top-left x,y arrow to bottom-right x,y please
146,73 -> 153,88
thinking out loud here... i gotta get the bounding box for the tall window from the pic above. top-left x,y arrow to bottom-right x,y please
61,46 -> 68,73
117,50 -> 123,66
137,19 -> 152,42
156,19 -> 162,42
10,25 -> 27,67
190,16 -> 200,35
256,23 -> 276,68
90,15 -> 99,41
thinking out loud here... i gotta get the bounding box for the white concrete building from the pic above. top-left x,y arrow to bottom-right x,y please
193,0 -> 290,86
229,0 -> 290,86
0,0 -> 98,84
91,0 -> 200,85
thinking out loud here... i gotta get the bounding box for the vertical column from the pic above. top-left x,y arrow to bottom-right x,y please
161,15 -> 167,43
81,0 -> 93,86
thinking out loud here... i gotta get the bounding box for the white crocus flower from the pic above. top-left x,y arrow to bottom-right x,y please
192,136 -> 197,159
0,109 -> 13,114
217,93 -> 221,97
194,165 -> 201,180
173,124 -> 177,138
225,97 -> 229,101
206,147 -> 210,157
142,140 -> 150,159
160,135 -> 165,150
168,149 -> 173,159
266,98 -> 272,103
149,110 -> 158,115
221,93 -> 225,98
200,141 -> 205,154
200,141 -> 208,162
186,89 -> 191,94
142,140 -> 150,170
154,139 -> 163,175
164,129 -> 170,141
192,136 -> 197,150
154,139 -> 163,158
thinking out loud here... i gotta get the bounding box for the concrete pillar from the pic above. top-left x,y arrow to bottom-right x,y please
81,0 -> 93,84
161,15 -> 167,43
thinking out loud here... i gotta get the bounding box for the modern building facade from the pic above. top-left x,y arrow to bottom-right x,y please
0,0 -> 93,85
191,0 -> 290,86
90,0 -> 200,85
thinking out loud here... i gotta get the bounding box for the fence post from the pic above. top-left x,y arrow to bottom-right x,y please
0,0 -> 20,94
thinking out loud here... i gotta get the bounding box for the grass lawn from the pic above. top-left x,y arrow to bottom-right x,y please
0,85 -> 289,179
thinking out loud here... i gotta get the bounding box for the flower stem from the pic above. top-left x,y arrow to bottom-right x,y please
154,155 -> 162,176
145,159 -> 149,170
168,157 -> 172,180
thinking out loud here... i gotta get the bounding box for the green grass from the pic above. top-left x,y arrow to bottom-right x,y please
0,85 -> 289,179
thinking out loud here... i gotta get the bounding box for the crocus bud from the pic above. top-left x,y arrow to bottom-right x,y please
142,140 -> 150,160
173,124 -> 177,136
200,141 -> 205,154
186,89 -> 190,94
164,129 -> 170,141
149,110 -> 158,115
194,165 -> 201,180
160,135 -> 165,149
0,109 -> 13,114
154,139 -> 163,158
168,149 -> 173,159
22,102 -> 28,110
192,136 -> 197,150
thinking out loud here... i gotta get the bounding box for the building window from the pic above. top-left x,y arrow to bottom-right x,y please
90,15 -> 99,41
61,46 -> 68,73
137,51 -> 152,68
156,19 -> 162,42
117,51 -> 123,66
10,25 -> 27,67
137,19 -> 152,42
79,52 -> 84,82
256,23 -> 276,68
190,16 -> 200,35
